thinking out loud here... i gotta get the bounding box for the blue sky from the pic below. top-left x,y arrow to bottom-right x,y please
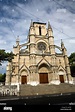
0,0 -> 75,73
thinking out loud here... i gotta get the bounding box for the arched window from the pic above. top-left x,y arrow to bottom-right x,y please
39,26 -> 41,35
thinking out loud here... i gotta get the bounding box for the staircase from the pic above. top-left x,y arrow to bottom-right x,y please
20,83 -> 75,96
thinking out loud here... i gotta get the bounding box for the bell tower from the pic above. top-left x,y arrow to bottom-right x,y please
47,21 -> 57,80
28,20 -> 36,84
33,22 -> 47,36
29,20 -> 36,64
48,21 -> 55,55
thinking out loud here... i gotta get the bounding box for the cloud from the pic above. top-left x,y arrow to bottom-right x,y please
0,0 -> 75,53
56,9 -> 67,13
0,61 -> 7,74
0,39 -> 6,44
69,39 -> 75,44
0,0 -> 75,73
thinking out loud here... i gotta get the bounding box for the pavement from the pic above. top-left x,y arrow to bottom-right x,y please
0,93 -> 75,111
0,92 -> 75,105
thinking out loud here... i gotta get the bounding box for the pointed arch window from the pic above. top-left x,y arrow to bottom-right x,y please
39,26 -> 41,35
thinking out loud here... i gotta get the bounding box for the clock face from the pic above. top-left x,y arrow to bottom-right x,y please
37,42 -> 46,51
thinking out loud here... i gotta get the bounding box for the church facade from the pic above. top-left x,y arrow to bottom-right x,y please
5,21 -> 73,86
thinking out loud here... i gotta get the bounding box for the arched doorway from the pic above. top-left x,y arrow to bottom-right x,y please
58,70 -> 64,83
39,73 -> 48,83
21,76 -> 27,84
39,63 -> 49,84
21,70 -> 27,84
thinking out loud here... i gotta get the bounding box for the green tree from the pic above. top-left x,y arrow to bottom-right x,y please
0,49 -> 14,84
0,73 -> 6,82
69,52 -> 75,64
0,49 -> 14,65
69,52 -> 75,77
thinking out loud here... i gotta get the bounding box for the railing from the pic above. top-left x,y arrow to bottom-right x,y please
0,85 -> 18,96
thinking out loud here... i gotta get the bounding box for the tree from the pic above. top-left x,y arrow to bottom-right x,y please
0,49 -> 14,84
0,49 -> 14,65
69,52 -> 75,77
69,52 -> 75,64
0,73 -> 6,82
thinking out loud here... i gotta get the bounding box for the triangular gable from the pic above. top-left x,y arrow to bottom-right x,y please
19,64 -> 30,73
37,58 -> 52,67
58,65 -> 66,72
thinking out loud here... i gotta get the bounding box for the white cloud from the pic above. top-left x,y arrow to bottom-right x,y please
56,8 -> 67,13
0,0 -> 75,56
73,19 -> 75,22
69,39 -> 75,43
0,0 -> 75,73
0,39 -> 6,44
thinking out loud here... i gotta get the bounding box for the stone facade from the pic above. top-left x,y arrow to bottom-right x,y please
5,21 -> 73,86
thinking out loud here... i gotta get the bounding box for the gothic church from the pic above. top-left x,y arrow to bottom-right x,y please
5,21 -> 73,86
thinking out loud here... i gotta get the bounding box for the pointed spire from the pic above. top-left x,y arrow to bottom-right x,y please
48,21 -> 52,29
61,39 -> 67,55
30,19 -> 33,27
16,36 -> 19,46
61,39 -> 64,45
16,36 -> 19,42
61,39 -> 64,49
29,20 -> 35,35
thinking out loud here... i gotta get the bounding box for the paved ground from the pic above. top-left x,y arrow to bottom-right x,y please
0,92 -> 75,105
0,93 -> 75,111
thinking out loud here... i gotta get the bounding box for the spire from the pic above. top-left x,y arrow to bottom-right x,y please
16,36 -> 19,42
61,39 -> 64,49
61,39 -> 64,45
47,21 -> 53,36
16,36 -> 19,46
30,19 -> 33,27
29,19 -> 34,35
61,39 -> 67,55
48,21 -> 52,29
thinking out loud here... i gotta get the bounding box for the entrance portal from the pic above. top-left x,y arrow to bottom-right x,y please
21,76 -> 27,84
59,75 -> 64,83
39,73 -> 48,84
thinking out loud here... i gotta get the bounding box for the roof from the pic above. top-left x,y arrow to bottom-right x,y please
33,22 -> 46,25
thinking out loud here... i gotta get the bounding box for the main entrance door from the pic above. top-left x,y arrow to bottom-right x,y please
59,75 -> 64,83
21,76 -> 27,84
39,73 -> 48,84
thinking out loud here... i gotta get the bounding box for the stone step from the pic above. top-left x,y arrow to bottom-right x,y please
20,83 -> 75,96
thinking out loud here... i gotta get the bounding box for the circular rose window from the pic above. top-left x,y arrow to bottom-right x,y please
37,42 -> 46,51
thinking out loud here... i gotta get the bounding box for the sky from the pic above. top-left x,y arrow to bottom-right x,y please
0,0 -> 75,73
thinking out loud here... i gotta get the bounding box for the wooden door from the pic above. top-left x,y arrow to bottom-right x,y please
59,75 -> 64,83
21,76 -> 27,84
39,73 -> 48,84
